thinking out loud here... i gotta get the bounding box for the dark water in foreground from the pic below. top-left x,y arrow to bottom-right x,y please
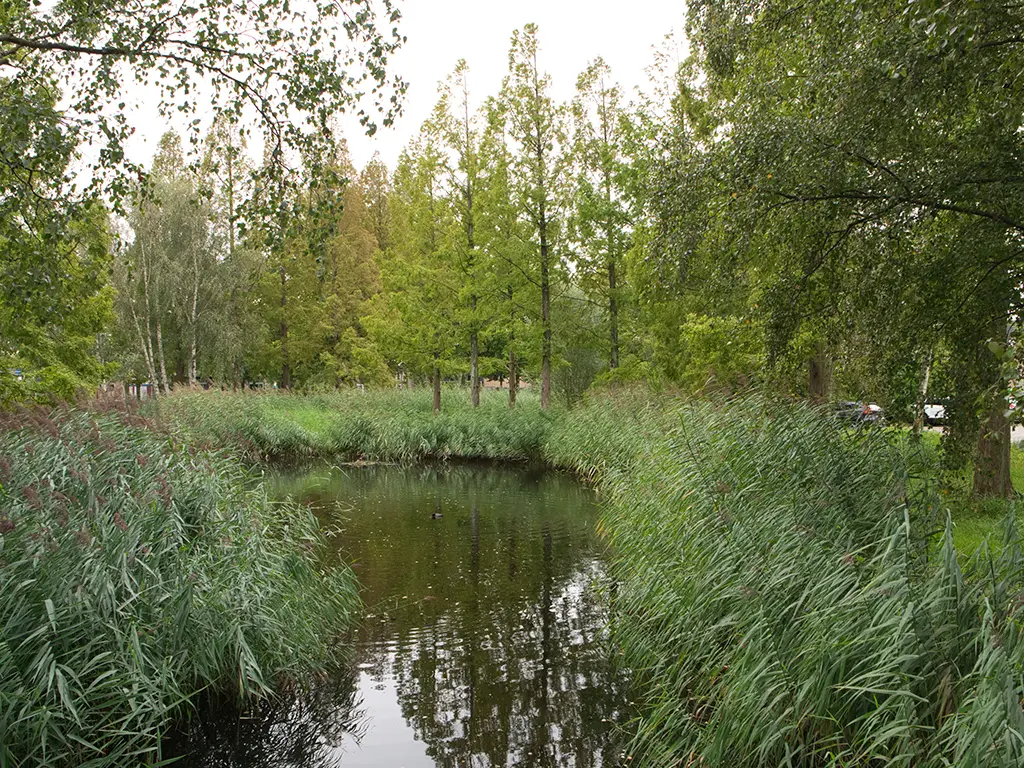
173,464 -> 630,767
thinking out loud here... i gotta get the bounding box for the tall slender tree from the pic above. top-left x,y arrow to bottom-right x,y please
570,58 -> 630,371
478,96 -> 533,408
502,25 -> 568,409
436,60 -> 491,406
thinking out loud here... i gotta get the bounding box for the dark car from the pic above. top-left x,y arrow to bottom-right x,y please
832,400 -> 885,426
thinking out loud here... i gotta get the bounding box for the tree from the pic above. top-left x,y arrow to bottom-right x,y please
435,60 -> 494,407
477,96 -> 534,408
361,153 -> 393,254
114,131 -> 216,393
199,116 -> 261,388
501,25 -> 569,409
0,61 -> 116,402
316,172 -> 387,387
569,58 -> 631,371
366,128 -> 462,411
671,0 -> 1024,494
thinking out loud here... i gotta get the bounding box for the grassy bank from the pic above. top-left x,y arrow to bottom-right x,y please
0,403 -> 358,767
156,388 -> 556,462
154,388 -> 1024,766
901,429 -> 1024,554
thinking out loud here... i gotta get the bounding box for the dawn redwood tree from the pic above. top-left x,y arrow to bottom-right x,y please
502,24 -> 569,409
569,58 -> 631,371
477,96 -> 534,408
436,60 -> 488,407
361,153 -> 393,254
366,132 -> 460,412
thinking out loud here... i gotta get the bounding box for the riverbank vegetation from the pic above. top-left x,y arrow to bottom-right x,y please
5,0 -> 1024,764
0,402 -> 358,766
153,387 -> 1024,766
156,388 -> 1024,550
601,397 -> 1024,767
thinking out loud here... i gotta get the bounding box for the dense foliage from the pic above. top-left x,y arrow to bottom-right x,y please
0,403 -> 358,766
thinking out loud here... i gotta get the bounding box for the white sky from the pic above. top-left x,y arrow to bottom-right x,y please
121,0 -> 687,173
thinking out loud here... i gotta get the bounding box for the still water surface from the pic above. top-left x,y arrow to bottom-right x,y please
175,464 -> 630,767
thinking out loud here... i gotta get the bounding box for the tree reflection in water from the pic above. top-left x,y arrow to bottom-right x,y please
175,464 -> 630,767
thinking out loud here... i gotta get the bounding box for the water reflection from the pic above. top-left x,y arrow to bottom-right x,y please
173,464 -> 628,767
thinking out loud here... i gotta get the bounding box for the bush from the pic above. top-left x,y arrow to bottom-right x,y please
0,404 -> 358,767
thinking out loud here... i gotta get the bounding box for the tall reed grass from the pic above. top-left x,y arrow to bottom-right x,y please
0,404 -> 358,767
152,388 -> 1024,765
599,397 -> 1024,767
155,388 -> 556,463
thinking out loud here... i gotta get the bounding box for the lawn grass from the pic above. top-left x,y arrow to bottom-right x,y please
899,429 -> 1024,554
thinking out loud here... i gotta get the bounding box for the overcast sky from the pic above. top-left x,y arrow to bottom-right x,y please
121,0 -> 687,172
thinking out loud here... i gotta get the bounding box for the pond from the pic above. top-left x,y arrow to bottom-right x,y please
171,463 -> 631,767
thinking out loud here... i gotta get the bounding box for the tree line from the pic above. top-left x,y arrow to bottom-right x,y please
5,3 -> 1024,497
106,25 -> 650,412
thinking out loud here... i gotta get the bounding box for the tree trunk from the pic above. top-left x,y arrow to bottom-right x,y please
279,262 -> 290,389
155,320 -> 171,395
973,311 -> 1014,498
137,242 -> 160,395
912,349 -> 933,439
470,327 -> 480,407
509,350 -> 518,409
540,255 -> 551,410
809,343 -> 828,403
188,247 -> 200,386
129,297 -> 158,396
433,364 -> 442,414
609,256 -> 619,370
973,389 -> 1013,497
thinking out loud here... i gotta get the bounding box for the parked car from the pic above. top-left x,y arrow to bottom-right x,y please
923,403 -> 946,426
833,400 -> 885,426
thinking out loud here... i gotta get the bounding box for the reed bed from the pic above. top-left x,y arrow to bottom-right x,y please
149,388 -> 1024,765
155,388 -> 556,463
0,404 -> 358,767
600,397 -> 1024,767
